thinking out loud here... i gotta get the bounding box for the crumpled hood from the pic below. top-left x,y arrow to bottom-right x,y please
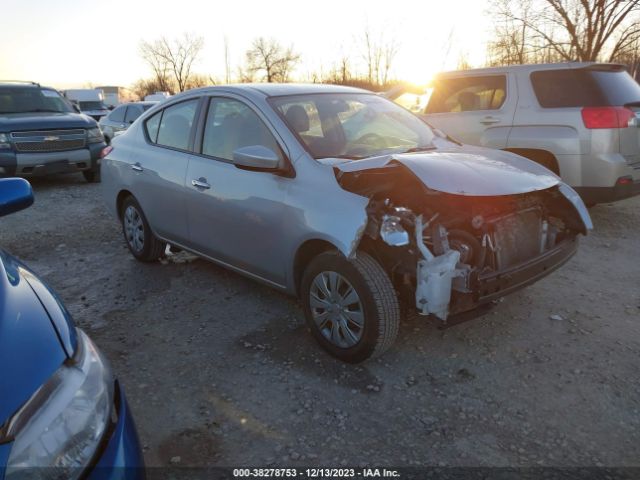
0,111 -> 97,132
330,145 -> 561,196
0,249 -> 76,425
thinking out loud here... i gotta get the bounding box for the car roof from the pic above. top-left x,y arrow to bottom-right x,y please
182,83 -> 371,99
435,62 -> 626,77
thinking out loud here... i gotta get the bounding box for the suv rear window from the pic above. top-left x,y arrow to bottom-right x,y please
531,68 -> 640,108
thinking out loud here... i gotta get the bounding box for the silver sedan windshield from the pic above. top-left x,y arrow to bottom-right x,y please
271,93 -> 436,159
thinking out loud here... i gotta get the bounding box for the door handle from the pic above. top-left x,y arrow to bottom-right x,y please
131,163 -> 143,172
191,178 -> 211,189
480,116 -> 501,125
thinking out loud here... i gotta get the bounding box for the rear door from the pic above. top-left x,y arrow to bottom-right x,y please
184,95 -> 289,285
131,97 -> 201,245
423,73 -> 515,148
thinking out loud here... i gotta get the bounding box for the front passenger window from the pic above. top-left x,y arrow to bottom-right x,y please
202,98 -> 282,161
156,99 -> 199,151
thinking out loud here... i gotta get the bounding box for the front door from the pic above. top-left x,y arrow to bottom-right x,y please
185,96 -> 290,286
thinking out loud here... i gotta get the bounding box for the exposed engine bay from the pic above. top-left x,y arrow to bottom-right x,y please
334,158 -> 591,321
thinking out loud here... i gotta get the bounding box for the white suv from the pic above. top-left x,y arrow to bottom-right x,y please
393,63 -> 640,205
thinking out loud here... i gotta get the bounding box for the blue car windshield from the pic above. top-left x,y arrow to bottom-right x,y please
0,87 -> 74,114
271,93 -> 436,160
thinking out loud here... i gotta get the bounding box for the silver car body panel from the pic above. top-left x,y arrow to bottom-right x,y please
102,83 -> 589,300
102,85 -> 372,293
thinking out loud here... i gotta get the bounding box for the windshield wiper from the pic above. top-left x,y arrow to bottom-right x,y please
400,145 -> 437,154
317,154 -> 366,160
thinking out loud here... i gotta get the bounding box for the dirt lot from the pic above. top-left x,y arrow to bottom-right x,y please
2,173 -> 640,468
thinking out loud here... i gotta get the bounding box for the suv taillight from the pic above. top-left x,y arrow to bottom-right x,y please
581,106 -> 635,129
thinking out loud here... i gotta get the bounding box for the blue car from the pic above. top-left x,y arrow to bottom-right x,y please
0,178 -> 144,479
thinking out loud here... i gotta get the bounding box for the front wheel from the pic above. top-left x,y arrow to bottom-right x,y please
300,250 -> 400,363
120,196 -> 166,262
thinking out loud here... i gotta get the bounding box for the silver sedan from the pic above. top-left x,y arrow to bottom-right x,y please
101,84 -> 592,362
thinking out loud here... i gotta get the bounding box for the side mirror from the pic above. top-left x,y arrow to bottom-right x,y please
0,178 -> 34,218
72,104 -> 81,113
232,145 -> 280,170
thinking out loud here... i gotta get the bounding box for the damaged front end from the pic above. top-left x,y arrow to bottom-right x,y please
332,152 -> 592,322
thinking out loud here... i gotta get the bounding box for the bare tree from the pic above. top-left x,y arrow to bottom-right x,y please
245,37 -> 300,83
488,0 -> 640,65
360,26 -> 400,87
140,34 -> 204,92
131,78 -> 167,100
224,35 -> 232,84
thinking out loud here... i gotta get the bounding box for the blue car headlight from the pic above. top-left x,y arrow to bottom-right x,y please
4,330 -> 113,479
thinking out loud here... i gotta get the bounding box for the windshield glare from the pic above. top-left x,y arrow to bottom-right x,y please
0,87 -> 73,114
272,93 -> 436,159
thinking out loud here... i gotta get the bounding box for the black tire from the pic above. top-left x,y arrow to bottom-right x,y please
82,168 -> 100,183
300,250 -> 400,363
120,196 -> 166,262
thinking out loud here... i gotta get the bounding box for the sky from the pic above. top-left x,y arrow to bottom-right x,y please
0,0 -> 493,89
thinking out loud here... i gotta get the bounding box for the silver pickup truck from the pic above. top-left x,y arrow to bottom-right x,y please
389,62 -> 640,205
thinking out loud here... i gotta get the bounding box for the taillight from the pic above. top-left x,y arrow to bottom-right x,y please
616,175 -> 633,185
581,106 -> 635,129
100,146 -> 113,158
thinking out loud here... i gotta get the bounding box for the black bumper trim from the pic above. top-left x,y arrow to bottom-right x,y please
574,179 -> 640,204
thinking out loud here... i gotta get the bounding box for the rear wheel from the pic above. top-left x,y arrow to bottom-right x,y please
120,196 -> 165,262
300,250 -> 400,363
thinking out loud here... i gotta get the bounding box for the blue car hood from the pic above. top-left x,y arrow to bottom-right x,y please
0,249 -> 77,425
0,111 -> 97,132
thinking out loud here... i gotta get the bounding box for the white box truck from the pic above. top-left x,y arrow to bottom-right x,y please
62,89 -> 110,121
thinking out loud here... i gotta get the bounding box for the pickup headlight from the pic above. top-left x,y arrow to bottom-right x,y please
86,127 -> 104,144
4,330 -> 113,479
0,133 -> 10,149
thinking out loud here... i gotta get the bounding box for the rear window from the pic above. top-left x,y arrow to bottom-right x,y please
530,68 -> 640,108
151,99 -> 199,150
109,105 -> 126,122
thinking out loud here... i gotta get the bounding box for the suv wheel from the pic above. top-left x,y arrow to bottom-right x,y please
300,250 -> 400,363
120,196 -> 165,262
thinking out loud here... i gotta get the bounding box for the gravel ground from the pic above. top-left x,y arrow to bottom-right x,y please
2,173 -> 640,468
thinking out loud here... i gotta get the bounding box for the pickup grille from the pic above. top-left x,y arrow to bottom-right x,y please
15,139 -> 85,152
11,129 -> 86,153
